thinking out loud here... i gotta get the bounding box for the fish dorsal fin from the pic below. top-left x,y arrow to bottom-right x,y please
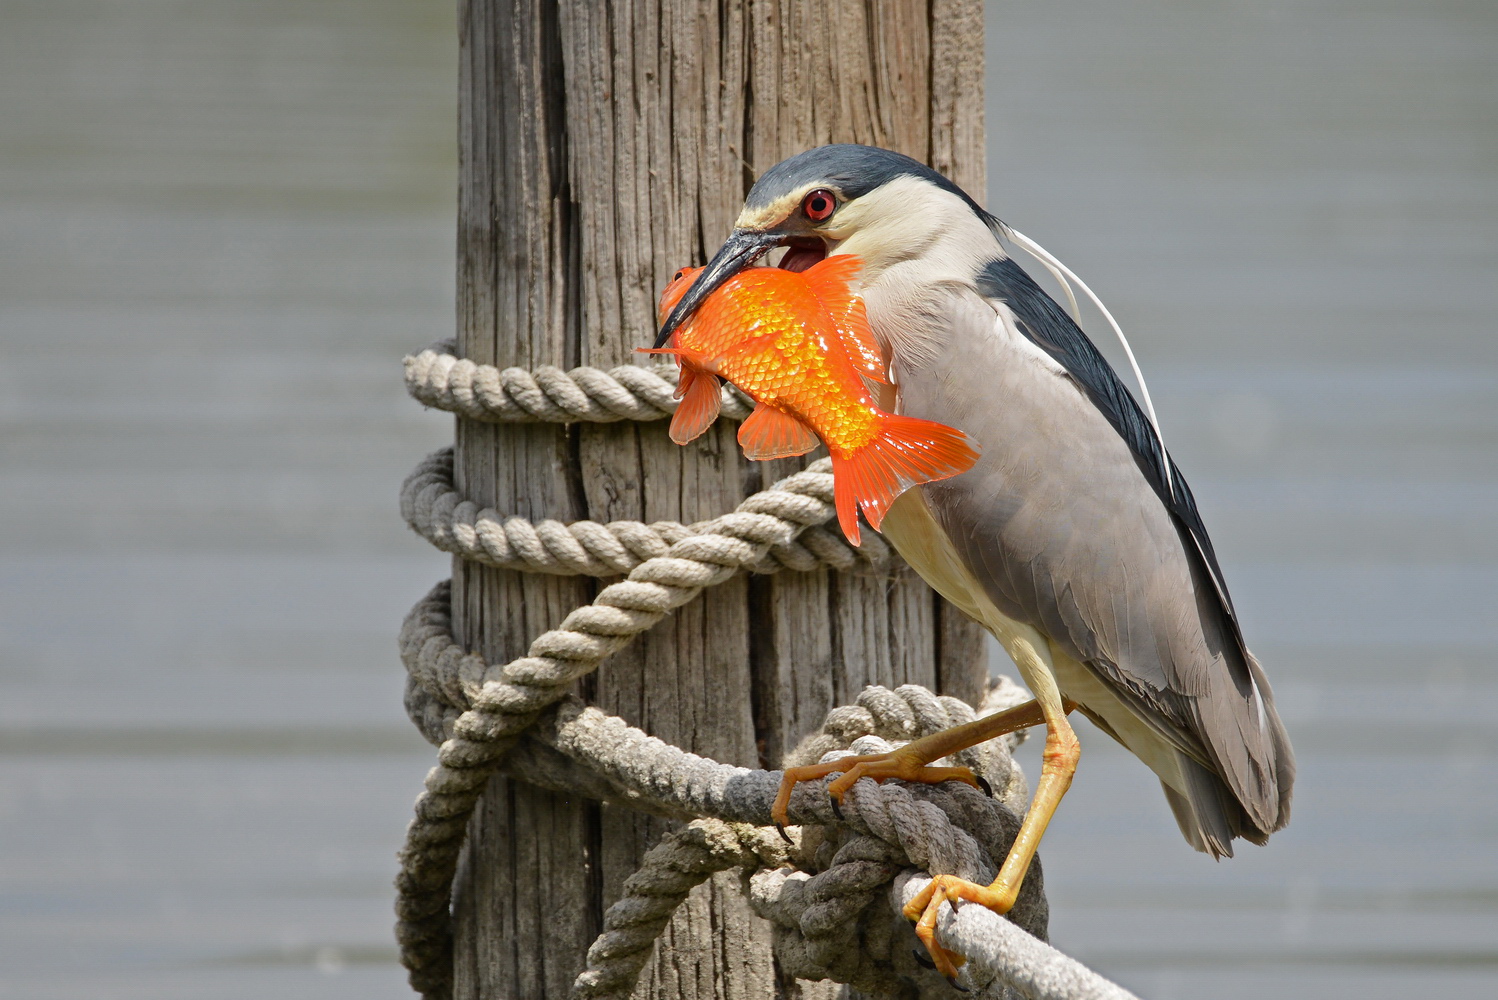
803,254 -> 888,384
737,404 -> 821,460
668,368 -> 723,445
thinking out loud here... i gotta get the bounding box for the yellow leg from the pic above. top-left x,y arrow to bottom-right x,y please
903,700 -> 1081,978
770,698 -> 1052,829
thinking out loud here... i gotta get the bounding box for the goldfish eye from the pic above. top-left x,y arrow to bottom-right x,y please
673,269 -> 687,281
802,188 -> 836,222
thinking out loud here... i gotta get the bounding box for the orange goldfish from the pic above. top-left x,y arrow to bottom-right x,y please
645,255 -> 979,545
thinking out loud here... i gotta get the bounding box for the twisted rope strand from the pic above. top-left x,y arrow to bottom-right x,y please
404,340 -> 753,423
570,819 -> 789,1000
401,447 -> 892,578
900,875 -> 1141,1000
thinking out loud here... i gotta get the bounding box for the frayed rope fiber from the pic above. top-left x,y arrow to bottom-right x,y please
394,343 -> 1142,1000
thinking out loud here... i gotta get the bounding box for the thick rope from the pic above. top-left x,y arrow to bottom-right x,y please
395,459 -> 850,999
401,446 -> 892,577
395,343 -> 1141,1000
556,682 -> 1046,1000
402,599 -> 1023,883
404,340 -> 753,424
570,819 -> 790,999
902,873 -> 1140,1000
401,585 -> 1137,998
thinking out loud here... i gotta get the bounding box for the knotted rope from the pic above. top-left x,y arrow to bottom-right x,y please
395,343 -> 1142,1000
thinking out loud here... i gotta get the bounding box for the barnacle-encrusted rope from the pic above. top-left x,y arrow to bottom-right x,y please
395,343 -> 1141,1000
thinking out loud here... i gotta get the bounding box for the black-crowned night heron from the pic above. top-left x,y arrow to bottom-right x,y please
657,144 -> 1295,977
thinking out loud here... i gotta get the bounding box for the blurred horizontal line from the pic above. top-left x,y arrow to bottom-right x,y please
1280,722 -> 1498,756
1086,948 -> 1498,970
0,726 -> 428,757
1061,885 -> 1498,913
201,943 -> 401,970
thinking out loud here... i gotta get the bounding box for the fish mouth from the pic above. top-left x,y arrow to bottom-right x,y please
654,229 -> 827,348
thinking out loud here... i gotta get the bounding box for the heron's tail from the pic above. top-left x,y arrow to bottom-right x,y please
1165,649 -> 1296,857
1162,759 -> 1250,858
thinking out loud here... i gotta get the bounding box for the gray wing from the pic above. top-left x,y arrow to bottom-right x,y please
884,279 -> 1294,844
976,257 -> 1242,626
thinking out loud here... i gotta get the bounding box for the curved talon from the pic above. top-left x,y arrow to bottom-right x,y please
913,922 -> 965,981
911,947 -> 936,969
829,793 -> 844,820
906,873 -> 1021,979
976,774 -> 992,797
774,822 -> 792,844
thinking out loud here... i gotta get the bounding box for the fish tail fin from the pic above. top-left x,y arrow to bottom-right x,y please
667,368 -> 722,445
830,414 -> 979,544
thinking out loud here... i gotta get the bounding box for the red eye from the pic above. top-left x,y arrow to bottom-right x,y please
802,188 -> 836,222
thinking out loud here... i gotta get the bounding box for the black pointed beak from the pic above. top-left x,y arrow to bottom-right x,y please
653,228 -> 787,348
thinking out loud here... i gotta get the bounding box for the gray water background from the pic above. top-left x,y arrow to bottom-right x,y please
0,1 -> 1493,997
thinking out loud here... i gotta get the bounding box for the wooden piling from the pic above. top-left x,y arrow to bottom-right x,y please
451,2 -> 987,995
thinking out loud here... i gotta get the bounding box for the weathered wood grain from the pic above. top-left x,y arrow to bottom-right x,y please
453,2 -> 988,996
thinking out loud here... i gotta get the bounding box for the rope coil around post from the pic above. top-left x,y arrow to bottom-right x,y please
394,343 -> 1142,1000
401,446 -> 893,578
404,340 -> 754,424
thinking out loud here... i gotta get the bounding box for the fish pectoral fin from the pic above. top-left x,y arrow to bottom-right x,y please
668,369 -> 724,445
737,404 -> 821,460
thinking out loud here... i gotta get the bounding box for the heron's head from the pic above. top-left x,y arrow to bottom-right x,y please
654,144 -> 1001,347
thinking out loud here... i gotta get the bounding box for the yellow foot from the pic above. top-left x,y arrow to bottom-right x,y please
771,749 -> 984,829
902,874 -> 1018,980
